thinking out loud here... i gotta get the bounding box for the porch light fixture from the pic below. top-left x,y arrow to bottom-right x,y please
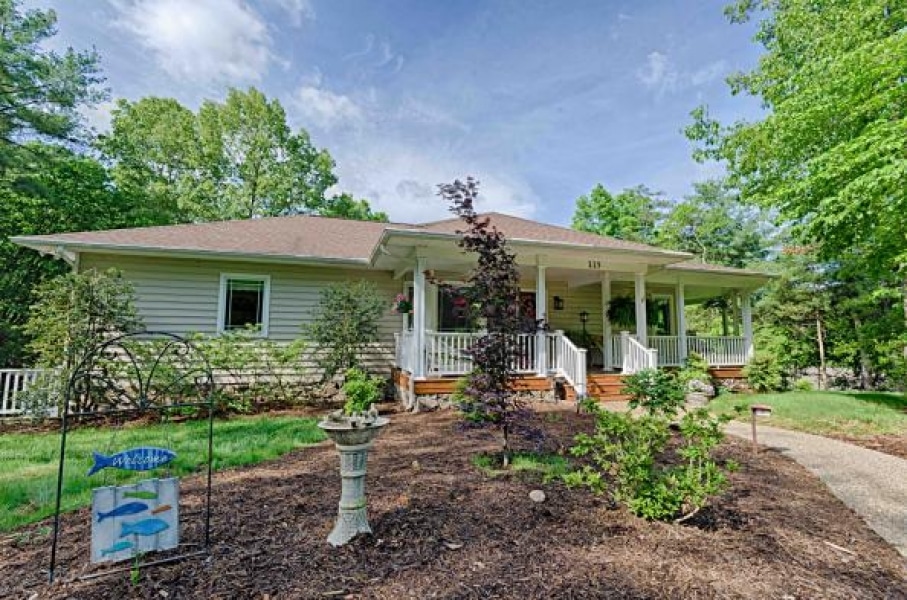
579,310 -> 589,338
553,296 -> 565,311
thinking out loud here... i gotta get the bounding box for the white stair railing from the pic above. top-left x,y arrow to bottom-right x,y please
620,331 -> 657,375
554,330 -> 587,398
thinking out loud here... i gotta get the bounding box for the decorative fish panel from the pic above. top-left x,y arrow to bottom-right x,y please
91,477 -> 179,564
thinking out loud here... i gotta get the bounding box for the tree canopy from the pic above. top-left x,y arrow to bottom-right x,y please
99,89 -> 387,224
571,184 -> 665,244
687,0 -> 907,275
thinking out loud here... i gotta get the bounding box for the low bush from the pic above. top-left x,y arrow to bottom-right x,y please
744,353 -> 787,393
677,352 -> 711,387
622,368 -> 686,418
793,378 -> 814,392
341,367 -> 385,415
566,370 -> 734,522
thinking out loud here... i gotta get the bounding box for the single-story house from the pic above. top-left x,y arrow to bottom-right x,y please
13,212 -> 771,403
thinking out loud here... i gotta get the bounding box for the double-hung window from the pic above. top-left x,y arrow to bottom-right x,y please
218,274 -> 270,335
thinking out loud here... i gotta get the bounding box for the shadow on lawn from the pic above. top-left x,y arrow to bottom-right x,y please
838,391 -> 907,413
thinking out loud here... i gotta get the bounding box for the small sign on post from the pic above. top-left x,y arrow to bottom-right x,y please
750,404 -> 773,452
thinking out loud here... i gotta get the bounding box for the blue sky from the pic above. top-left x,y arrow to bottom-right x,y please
33,0 -> 765,224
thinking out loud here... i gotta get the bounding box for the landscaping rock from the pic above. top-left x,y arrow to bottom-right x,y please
529,489 -> 546,503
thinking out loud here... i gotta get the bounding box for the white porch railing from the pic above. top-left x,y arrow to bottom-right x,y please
620,334 -> 657,375
423,331 -> 540,376
394,332 -> 416,374
1,368 -> 45,416
686,336 -> 749,367
609,335 -> 749,368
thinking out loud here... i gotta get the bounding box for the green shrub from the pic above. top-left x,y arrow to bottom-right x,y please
677,352 -> 711,386
743,353 -> 787,392
341,368 -> 384,415
565,401 -> 733,522
622,368 -> 685,418
793,378 -> 814,392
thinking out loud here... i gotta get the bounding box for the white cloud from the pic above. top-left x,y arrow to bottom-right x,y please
80,99 -> 117,133
333,141 -> 539,223
690,60 -> 728,86
266,0 -> 315,26
636,51 -> 678,94
637,52 -> 727,96
110,0 -> 275,83
292,85 -> 364,130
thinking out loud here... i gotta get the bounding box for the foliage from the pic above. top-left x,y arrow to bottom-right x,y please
304,280 -> 386,381
472,451 -> 570,480
571,184 -> 665,244
793,378 -> 814,392
185,328 -> 313,412
342,367 -> 385,415
743,353 -> 787,393
565,399 -> 732,522
0,0 -> 103,150
677,352 -> 711,387
437,177 -> 534,457
622,368 -> 686,418
606,296 -> 635,329
21,268 -> 141,413
656,180 -> 773,268
687,0 -> 907,329
98,89 -> 385,223
0,414 -> 325,532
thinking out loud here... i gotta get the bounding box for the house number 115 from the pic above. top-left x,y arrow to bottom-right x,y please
588,260 -> 602,269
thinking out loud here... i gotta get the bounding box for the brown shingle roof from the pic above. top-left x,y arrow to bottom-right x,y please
15,215 -> 405,262
414,212 -> 688,255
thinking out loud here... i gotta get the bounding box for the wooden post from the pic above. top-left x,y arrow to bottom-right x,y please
536,264 -> 548,376
676,281 -> 687,363
413,257 -> 426,378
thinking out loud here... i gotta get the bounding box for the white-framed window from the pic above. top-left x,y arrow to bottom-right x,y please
217,274 -> 271,336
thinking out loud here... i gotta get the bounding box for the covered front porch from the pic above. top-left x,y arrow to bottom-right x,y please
374,218 -> 767,400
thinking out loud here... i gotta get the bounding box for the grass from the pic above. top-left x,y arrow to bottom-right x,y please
709,390 -> 907,437
0,415 -> 325,532
471,451 -> 570,480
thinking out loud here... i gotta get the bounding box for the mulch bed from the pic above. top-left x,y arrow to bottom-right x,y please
831,434 -> 907,461
2,405 -> 906,599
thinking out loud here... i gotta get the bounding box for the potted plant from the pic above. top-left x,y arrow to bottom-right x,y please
318,368 -> 389,546
391,293 -> 412,314
606,296 -> 635,329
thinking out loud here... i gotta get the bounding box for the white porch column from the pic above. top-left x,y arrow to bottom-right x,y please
413,257 -> 427,378
741,291 -> 754,360
634,272 -> 647,346
601,273 -> 612,371
536,264 -> 548,376
675,282 -> 687,362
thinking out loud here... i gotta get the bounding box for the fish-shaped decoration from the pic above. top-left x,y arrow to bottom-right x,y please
150,504 -> 172,515
123,491 -> 158,500
100,540 -> 134,556
120,518 -> 169,538
87,447 -> 176,476
97,501 -> 149,522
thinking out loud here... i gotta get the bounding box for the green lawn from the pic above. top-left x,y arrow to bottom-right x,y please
0,415 -> 325,532
710,391 -> 907,437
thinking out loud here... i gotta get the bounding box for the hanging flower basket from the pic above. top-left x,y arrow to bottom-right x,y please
392,293 -> 413,314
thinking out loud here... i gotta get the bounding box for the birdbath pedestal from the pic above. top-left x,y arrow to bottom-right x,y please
317,413 -> 389,546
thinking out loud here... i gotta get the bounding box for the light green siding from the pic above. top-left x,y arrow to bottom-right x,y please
79,254 -> 405,367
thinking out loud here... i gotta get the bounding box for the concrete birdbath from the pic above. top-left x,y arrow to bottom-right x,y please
318,407 -> 389,546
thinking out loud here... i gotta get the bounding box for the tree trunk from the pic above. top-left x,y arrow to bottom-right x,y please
902,276 -> 907,361
816,316 -> 827,390
852,316 -> 872,390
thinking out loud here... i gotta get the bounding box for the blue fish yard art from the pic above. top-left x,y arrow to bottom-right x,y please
91,477 -> 180,564
87,446 -> 176,476
96,501 -> 148,522
120,518 -> 169,538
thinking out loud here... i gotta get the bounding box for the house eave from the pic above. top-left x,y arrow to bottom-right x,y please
10,237 -> 373,269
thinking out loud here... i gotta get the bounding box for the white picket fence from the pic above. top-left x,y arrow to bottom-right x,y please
0,368 -> 45,416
